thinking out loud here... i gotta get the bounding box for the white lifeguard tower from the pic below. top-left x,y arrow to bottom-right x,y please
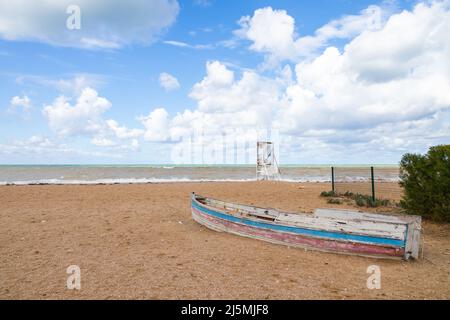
256,141 -> 280,181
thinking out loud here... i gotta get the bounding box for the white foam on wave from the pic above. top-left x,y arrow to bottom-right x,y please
0,176 -> 401,185
0,177 -> 334,185
0,177 -> 258,185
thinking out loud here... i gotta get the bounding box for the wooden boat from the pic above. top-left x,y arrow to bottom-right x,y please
191,193 -> 421,260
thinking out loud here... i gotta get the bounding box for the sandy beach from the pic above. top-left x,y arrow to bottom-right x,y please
0,181 -> 449,299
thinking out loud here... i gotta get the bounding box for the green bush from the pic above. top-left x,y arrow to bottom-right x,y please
351,193 -> 389,208
399,145 -> 450,222
320,190 -> 335,197
320,190 -> 389,207
354,194 -> 368,207
327,198 -> 342,204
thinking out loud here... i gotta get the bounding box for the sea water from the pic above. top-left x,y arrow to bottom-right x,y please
0,165 -> 400,185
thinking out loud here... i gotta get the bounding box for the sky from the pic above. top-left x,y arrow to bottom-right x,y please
0,0 -> 449,165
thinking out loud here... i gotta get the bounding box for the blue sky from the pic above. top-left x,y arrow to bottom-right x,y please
0,0 -> 449,164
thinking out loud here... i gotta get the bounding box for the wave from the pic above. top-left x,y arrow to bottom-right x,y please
0,177 -> 336,185
0,178 -> 256,185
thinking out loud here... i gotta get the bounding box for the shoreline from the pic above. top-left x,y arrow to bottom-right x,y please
0,165 -> 400,186
0,179 -> 334,186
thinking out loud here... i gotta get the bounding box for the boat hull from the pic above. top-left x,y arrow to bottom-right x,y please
191,194 -> 420,260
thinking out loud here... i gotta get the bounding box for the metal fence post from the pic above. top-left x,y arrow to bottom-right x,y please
331,166 -> 335,193
371,166 -> 375,204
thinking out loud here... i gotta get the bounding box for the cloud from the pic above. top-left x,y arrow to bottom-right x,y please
194,0 -> 213,7
0,135 -> 126,162
192,61 -> 234,91
6,1 -> 450,164
5,88 -> 144,161
235,5 -> 385,66
163,40 -> 190,48
163,40 -> 214,50
235,7 -> 297,63
140,1 -> 450,162
9,95 -> 31,113
141,61 -> 283,142
13,74 -> 108,96
91,137 -> 117,147
189,60 -> 280,118
90,135 -> 140,153
43,87 -> 111,136
106,119 -> 144,139
277,1 -> 450,134
0,0 -> 180,49
16,135 -> 56,148
294,5 -> 383,56
53,75 -> 107,94
159,72 -> 180,91
42,86 -> 144,150
140,108 -> 171,142
344,2 -> 450,83
130,139 -> 140,151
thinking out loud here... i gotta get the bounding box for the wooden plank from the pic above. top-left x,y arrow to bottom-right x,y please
405,218 -> 421,259
204,198 -> 280,219
275,213 -> 406,240
314,208 -> 420,224
192,194 -> 423,260
192,207 -> 404,259
200,197 -> 406,240
193,199 -> 404,247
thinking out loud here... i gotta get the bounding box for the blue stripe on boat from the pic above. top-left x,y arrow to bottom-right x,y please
192,200 -> 405,247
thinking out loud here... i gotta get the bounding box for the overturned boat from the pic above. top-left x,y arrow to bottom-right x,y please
191,193 -> 421,260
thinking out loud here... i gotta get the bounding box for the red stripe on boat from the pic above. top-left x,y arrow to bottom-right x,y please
192,207 -> 404,258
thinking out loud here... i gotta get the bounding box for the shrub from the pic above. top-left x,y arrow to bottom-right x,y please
320,190 -> 335,197
399,145 -> 450,222
320,190 -> 390,208
354,194 -> 368,207
327,198 -> 342,204
349,193 -> 390,208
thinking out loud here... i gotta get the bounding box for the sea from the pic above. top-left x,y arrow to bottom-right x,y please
0,165 -> 400,185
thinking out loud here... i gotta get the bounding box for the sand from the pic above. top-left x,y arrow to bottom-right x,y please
0,181 -> 449,299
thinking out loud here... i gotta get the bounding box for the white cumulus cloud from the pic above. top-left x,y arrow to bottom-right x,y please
9,95 -> 31,115
235,5 -> 385,66
43,87 -> 111,136
11,1 -> 450,163
0,0 -> 180,49
140,108 -> 171,142
140,1 -> 450,162
106,120 -> 144,139
91,137 -> 117,147
159,72 -> 180,91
